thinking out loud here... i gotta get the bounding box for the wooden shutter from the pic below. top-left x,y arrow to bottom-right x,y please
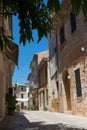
70,13 -> 76,33
75,68 -> 82,97
60,25 -> 65,44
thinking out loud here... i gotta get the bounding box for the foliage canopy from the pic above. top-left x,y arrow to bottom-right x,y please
6,93 -> 18,110
0,0 -> 87,46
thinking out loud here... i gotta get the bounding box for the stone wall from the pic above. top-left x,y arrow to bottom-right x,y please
0,54 -> 7,121
57,10 -> 87,73
71,59 -> 87,117
52,3 -> 87,117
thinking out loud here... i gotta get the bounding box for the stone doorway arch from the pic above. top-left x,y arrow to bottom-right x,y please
62,69 -> 71,111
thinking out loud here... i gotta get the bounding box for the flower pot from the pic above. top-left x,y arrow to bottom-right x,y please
8,109 -> 14,115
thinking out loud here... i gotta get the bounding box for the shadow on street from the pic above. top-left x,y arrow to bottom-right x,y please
0,111 -> 86,130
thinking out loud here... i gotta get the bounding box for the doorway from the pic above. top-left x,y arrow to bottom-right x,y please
21,102 -> 24,109
62,69 -> 71,111
43,91 -> 45,109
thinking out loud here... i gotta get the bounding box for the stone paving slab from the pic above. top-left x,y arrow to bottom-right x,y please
0,110 -> 87,130
24,111 -> 87,129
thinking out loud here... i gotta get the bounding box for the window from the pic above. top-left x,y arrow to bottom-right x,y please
75,68 -> 82,97
70,13 -> 76,33
60,25 -> 65,45
21,87 -> 23,91
39,66 -> 47,87
21,94 -> 24,98
8,88 -> 12,95
39,72 -> 41,86
14,87 -> 16,91
46,89 -> 48,105
14,94 -> 16,97
28,92 -> 29,97
45,67 -> 47,82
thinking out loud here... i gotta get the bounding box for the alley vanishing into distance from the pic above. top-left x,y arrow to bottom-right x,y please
1,1 -> 87,130
0,110 -> 87,130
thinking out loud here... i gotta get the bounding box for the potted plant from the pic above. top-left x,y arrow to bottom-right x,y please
16,104 -> 21,111
28,103 -> 35,110
43,106 -> 48,111
6,93 -> 18,115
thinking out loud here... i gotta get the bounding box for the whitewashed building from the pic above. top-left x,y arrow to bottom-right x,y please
13,83 -> 29,109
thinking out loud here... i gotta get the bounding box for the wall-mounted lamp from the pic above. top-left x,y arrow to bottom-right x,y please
81,47 -> 85,52
52,89 -> 55,98
59,80 -> 62,83
67,75 -> 71,79
52,91 -> 55,95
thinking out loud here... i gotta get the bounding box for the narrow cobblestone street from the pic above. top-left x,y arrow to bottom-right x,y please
0,110 -> 87,130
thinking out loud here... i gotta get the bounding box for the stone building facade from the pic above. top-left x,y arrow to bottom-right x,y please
0,9 -> 18,121
28,51 -> 49,109
38,56 -> 51,111
50,0 -> 87,116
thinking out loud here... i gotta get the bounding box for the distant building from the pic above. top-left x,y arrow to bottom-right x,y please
13,83 -> 29,109
38,56 -> 51,111
27,51 -> 49,108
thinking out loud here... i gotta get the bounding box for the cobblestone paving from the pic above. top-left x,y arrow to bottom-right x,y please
0,110 -> 87,130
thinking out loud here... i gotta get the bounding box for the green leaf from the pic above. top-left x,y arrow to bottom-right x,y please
82,0 -> 87,17
47,0 -> 60,13
71,0 -> 81,15
0,0 -> 72,45
3,35 -> 11,50
19,33 -> 26,46
7,35 -> 14,40
0,38 -> 3,51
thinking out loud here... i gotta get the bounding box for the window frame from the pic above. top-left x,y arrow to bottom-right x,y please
75,68 -> 82,97
21,87 -> 23,91
21,93 -> 24,98
60,25 -> 65,45
46,89 -> 48,105
70,12 -> 76,33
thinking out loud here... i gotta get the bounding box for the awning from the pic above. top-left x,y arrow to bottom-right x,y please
6,42 -> 19,66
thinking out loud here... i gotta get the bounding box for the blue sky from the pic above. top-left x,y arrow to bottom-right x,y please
12,16 -> 48,85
